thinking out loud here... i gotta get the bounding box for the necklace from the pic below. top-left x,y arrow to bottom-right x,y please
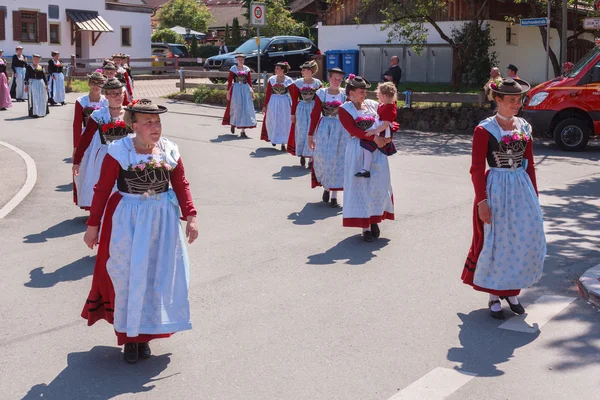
134,138 -> 155,149
495,113 -> 514,122
352,101 -> 363,109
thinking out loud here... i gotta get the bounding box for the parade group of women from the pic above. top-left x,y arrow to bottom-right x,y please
223,54 -> 547,322
6,47 -> 545,363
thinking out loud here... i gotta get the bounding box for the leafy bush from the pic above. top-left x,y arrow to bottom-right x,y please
193,85 -> 265,108
151,28 -> 184,44
196,45 -> 220,59
452,23 -> 498,87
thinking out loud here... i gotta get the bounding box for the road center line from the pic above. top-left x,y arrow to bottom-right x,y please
0,141 -> 37,219
498,295 -> 577,333
387,367 -> 477,400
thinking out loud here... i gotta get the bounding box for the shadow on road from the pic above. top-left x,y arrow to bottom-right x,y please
22,346 -> 173,400
23,216 -> 88,243
63,157 -> 72,164
55,183 -> 72,192
273,165 -> 310,180
210,134 -> 250,143
395,131 -> 472,157
249,147 -> 286,158
307,236 -> 390,265
447,310 -> 540,377
25,256 -> 95,288
288,202 -> 341,225
4,116 -> 31,122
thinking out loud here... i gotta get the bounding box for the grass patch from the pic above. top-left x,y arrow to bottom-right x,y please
66,79 -> 90,93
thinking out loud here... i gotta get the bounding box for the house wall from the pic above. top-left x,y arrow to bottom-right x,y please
318,21 -> 596,84
1,0 -> 151,60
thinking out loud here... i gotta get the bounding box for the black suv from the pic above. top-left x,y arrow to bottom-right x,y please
205,36 -> 320,74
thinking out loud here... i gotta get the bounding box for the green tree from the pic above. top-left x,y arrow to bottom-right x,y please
354,0 -> 492,88
190,35 -> 199,57
224,23 -> 230,45
452,23 -> 498,86
151,28 -> 185,44
157,0 -> 213,33
232,17 -> 242,45
243,0 -> 307,37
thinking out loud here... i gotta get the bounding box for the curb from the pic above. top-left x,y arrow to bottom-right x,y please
576,263 -> 600,308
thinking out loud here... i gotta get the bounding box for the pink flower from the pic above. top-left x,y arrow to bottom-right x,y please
95,68 -> 103,73
348,73 -> 356,80
522,134 -> 530,142
137,163 -> 146,171
164,163 -> 172,171
501,136 -> 511,144
512,134 -> 520,141
490,83 -> 497,90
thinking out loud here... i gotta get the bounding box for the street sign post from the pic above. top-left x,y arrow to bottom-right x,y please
250,2 -> 266,109
519,18 -> 548,27
583,17 -> 600,30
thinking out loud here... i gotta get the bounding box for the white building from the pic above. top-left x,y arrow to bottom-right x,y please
0,0 -> 152,60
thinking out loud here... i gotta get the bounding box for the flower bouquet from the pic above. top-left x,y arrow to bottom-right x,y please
128,158 -> 173,172
355,116 -> 376,130
300,86 -> 317,101
272,83 -> 287,95
236,71 -> 248,84
83,105 -> 101,125
501,129 -> 530,145
322,100 -> 342,116
100,119 -> 132,143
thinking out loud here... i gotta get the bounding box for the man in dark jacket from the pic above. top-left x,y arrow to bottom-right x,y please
381,56 -> 402,88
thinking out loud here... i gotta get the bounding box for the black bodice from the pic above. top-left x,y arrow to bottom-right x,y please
48,60 -> 64,74
12,55 -> 27,69
272,84 -> 289,95
117,167 -> 171,194
100,126 -> 133,145
0,61 -> 6,74
25,66 -> 47,82
487,134 -> 526,169
236,74 -> 248,84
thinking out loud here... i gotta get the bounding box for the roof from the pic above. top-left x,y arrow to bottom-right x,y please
142,0 -> 170,8
66,9 -> 114,32
205,3 -> 247,29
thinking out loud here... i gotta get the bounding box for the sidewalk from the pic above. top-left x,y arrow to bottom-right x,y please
578,263 -> 600,308
0,141 -> 27,211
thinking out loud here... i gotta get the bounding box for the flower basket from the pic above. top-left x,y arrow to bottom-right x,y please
272,83 -> 287,95
355,116 -> 375,131
300,87 -> 317,101
322,100 -> 342,117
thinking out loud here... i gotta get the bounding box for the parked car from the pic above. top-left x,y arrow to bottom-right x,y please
152,42 -> 190,59
522,44 -> 600,151
204,36 -> 321,80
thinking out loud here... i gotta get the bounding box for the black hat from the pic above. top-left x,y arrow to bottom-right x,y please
100,78 -> 125,90
489,78 -> 530,95
327,67 -> 345,75
51,51 -> 60,56
124,98 -> 168,114
275,61 -> 290,72
87,71 -> 107,84
345,74 -> 371,89
112,52 -> 127,59
507,64 -> 518,72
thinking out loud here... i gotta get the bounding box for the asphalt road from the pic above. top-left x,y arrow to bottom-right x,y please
0,94 -> 599,400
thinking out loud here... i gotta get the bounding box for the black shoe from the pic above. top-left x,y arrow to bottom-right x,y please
230,126 -> 235,134
272,143 -> 276,147
488,300 -> 505,320
308,161 -> 313,169
281,145 -> 286,152
138,342 -> 151,359
240,131 -> 248,138
330,198 -> 338,208
124,343 -> 139,363
322,190 -> 330,203
363,230 -> 374,242
61,102 -> 66,106
300,156 -> 306,167
501,297 -> 525,315
48,99 -> 56,105
355,170 -> 371,178
371,223 -> 380,239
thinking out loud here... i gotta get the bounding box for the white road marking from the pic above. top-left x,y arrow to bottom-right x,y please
0,141 -> 37,219
387,367 -> 477,400
498,295 -> 577,333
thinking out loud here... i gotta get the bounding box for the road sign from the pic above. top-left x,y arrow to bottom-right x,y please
584,17 -> 600,30
250,2 -> 266,27
520,18 -> 548,27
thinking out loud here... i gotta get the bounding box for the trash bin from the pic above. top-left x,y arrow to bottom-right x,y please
325,50 -> 342,82
341,50 -> 359,77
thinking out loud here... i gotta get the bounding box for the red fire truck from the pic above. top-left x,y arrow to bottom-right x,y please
522,44 -> 600,151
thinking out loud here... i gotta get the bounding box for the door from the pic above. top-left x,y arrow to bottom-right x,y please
265,39 -> 287,72
76,33 -> 82,59
359,47 -> 382,83
427,47 -> 452,83
405,47 -> 428,82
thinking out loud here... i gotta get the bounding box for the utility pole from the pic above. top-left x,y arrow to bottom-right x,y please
546,1 -> 551,80
562,0 -> 568,70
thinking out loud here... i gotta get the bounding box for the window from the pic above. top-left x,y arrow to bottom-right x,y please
49,23 -> 60,44
21,11 -> 38,42
48,5 -> 59,19
267,40 -> 286,53
286,41 -> 303,51
121,26 -> 131,46
0,8 -> 6,41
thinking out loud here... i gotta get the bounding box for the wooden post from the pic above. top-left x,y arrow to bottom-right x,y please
180,68 -> 185,92
67,54 -> 76,92
174,56 -> 179,71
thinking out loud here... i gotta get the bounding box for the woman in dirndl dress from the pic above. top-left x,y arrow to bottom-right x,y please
48,50 -> 66,106
73,78 -> 134,208
461,78 -> 546,319
287,60 -> 322,167
113,53 -> 134,106
71,72 -> 108,209
222,54 -> 256,138
338,75 -> 394,242
307,67 -> 347,208
0,50 -> 12,110
10,46 -> 27,102
261,61 -> 293,151
25,54 -> 49,118
81,99 -> 198,363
